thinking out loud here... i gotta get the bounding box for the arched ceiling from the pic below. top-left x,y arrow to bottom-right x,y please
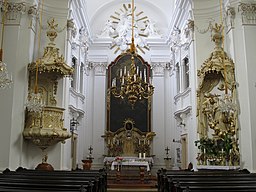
85,0 -> 175,41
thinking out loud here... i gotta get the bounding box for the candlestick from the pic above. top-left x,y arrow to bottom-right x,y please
124,66 -> 126,75
143,152 -> 146,159
139,153 -> 141,159
120,69 -> 122,77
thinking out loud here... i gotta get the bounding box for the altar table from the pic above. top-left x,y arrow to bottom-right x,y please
110,160 -> 150,171
106,158 -> 152,182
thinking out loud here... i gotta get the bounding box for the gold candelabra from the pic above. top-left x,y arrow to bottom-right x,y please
109,0 -> 154,108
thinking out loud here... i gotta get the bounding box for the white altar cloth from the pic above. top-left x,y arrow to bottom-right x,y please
104,156 -> 154,164
110,160 -> 150,171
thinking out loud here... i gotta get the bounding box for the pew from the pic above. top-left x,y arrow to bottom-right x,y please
0,168 -> 107,192
157,168 -> 256,192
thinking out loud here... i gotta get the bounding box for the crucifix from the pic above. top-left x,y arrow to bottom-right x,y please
88,145 -> 93,155
165,146 -> 170,156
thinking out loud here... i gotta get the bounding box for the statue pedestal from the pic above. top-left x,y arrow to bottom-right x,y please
164,157 -> 172,169
82,159 -> 93,170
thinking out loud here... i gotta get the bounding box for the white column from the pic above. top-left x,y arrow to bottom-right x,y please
151,62 -> 166,169
0,2 -> 35,170
229,2 -> 256,172
88,61 -> 108,168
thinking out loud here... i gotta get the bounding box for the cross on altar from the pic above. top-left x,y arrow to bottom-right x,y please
165,146 -> 170,155
88,145 -> 93,154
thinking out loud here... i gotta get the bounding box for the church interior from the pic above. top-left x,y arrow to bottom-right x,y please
1,0 -> 256,191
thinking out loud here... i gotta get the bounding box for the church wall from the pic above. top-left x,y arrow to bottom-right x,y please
242,26 -> 256,172
0,0 -> 76,170
0,0 -> 37,170
169,0 -> 196,169
227,2 -> 256,170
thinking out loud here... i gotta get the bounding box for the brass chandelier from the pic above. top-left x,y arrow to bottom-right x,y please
110,0 -> 154,108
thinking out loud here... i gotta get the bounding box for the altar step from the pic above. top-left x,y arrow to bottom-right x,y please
107,188 -> 157,192
107,169 -> 157,191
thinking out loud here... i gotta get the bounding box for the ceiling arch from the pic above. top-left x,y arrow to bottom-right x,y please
87,0 -> 173,40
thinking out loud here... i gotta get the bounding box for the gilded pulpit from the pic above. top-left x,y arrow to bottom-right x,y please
23,18 -> 73,169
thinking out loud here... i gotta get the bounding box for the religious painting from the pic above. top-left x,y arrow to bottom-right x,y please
107,53 -> 152,133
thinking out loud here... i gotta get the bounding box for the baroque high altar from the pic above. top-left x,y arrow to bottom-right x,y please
102,119 -> 155,157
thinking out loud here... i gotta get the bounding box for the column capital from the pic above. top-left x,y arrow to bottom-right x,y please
151,62 -> 167,77
238,3 -> 256,25
91,62 -> 108,76
1,1 -> 26,25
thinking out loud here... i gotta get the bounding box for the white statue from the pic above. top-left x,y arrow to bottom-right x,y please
144,19 -> 160,37
98,20 -> 115,38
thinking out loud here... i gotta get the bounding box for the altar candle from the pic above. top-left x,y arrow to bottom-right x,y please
139,140 -> 140,145
143,153 -> 146,159
124,66 -> 127,75
120,69 -> 122,77
221,148 -> 224,153
203,148 -> 206,154
139,153 -> 142,159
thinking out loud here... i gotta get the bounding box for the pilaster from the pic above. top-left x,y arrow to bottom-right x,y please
0,1 -> 38,170
88,61 -> 108,168
151,62 -> 167,169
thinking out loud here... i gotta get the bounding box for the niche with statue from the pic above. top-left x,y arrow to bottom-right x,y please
196,23 -> 239,167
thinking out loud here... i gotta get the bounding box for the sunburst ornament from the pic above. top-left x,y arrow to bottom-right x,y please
108,3 -> 150,54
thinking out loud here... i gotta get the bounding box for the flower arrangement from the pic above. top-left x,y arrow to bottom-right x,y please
195,135 -> 235,165
115,156 -> 123,164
